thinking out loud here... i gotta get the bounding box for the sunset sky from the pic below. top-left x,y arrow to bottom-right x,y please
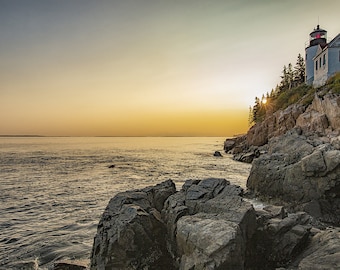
1,0 -> 339,136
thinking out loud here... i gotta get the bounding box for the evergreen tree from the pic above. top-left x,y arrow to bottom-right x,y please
279,65 -> 288,91
249,53 -> 308,124
287,63 -> 294,89
279,63 -> 294,91
252,97 -> 261,123
293,53 -> 305,86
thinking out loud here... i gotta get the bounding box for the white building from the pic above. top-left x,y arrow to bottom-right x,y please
305,25 -> 340,87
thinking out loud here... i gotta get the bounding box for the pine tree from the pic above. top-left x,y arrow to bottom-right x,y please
279,63 -> 294,91
252,97 -> 261,123
279,65 -> 288,91
287,63 -> 294,89
293,53 -> 305,86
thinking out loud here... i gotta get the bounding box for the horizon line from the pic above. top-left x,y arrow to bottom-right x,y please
0,134 -> 236,138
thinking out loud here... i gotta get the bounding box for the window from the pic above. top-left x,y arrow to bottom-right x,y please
316,60 -> 318,70
339,50 -> 340,62
323,54 -> 326,65
319,58 -> 322,68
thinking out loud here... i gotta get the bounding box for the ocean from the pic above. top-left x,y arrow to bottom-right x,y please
0,137 -> 251,269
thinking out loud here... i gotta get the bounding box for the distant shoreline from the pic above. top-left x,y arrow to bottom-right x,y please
0,135 -> 229,138
0,135 -> 46,137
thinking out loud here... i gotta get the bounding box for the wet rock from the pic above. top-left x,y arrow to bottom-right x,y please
213,151 -> 223,157
234,152 -> 255,163
223,139 -> 236,152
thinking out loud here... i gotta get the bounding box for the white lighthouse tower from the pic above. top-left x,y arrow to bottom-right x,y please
305,25 -> 327,85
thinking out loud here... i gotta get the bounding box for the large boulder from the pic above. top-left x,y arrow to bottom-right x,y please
176,214 -> 244,270
90,180 -> 176,270
247,130 -> 340,225
163,178 -> 257,269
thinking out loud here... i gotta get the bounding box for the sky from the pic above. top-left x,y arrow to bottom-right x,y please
1,0 -> 340,137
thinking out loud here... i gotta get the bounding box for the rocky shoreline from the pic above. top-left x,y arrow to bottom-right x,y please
89,179 -> 339,269
224,92 -> 340,227
53,91 -> 340,269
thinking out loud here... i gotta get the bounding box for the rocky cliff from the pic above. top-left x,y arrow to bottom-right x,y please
247,93 -> 340,146
90,179 -> 340,270
225,89 -> 340,225
247,129 -> 340,225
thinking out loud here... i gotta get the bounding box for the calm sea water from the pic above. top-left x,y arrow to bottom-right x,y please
0,137 -> 251,269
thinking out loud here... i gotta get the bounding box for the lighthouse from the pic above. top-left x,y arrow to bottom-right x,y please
305,25 -> 327,85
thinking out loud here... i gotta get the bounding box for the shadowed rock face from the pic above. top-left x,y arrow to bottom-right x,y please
90,180 -> 177,270
247,210 -> 312,269
247,130 -> 340,225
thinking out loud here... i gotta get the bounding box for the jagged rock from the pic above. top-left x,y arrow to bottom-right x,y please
213,151 -> 223,157
296,94 -> 340,135
296,228 -> 340,269
226,93 -> 339,166
246,211 -> 312,269
224,135 -> 248,154
247,130 -> 340,225
257,206 -> 286,223
224,139 -> 236,152
162,178 -> 257,269
233,150 -> 260,163
90,178 -> 339,270
90,180 -> 176,270
177,213 -> 245,270
296,110 -> 329,135
247,104 -> 306,147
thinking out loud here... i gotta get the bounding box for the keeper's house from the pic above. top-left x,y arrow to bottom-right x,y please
305,25 -> 340,87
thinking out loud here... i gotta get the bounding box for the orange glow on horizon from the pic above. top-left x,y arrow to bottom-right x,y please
0,108 -> 249,137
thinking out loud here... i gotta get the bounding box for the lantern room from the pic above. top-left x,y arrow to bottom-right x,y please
309,25 -> 327,47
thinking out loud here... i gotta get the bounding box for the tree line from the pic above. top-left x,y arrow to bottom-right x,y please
249,53 -> 306,125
